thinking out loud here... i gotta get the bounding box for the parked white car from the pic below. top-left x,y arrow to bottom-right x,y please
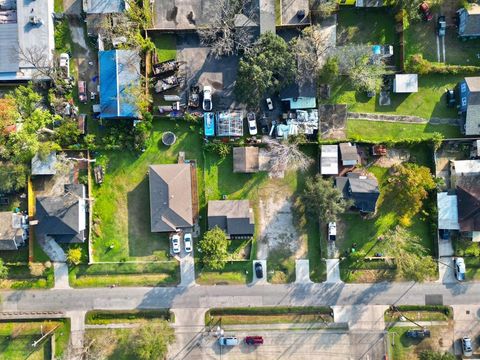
184,233 -> 192,253
328,222 -> 336,241
266,98 -> 273,111
171,234 -> 181,254
203,86 -> 212,111
247,112 -> 257,135
454,257 -> 466,281
59,53 -> 70,78
462,336 -> 473,357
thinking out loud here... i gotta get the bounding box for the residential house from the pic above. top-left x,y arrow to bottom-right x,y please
148,164 -> 193,233
451,159 -> 480,178
339,142 -> 359,166
35,184 -> 87,244
457,4 -> 480,40
335,173 -> 380,213
458,77 -> 480,135
233,147 -> 259,173
456,177 -> 480,241
31,152 -> 57,176
0,0 -> 55,82
99,50 -> 140,119
320,145 -> 338,175
0,212 -> 26,250
208,200 -> 254,239
393,74 -> 418,93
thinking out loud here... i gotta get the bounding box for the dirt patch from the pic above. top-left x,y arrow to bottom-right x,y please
373,148 -> 410,168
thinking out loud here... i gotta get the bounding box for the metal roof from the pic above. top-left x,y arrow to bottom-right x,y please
0,23 -> 19,73
320,145 -> 338,175
31,152 -> 57,176
437,192 -> 460,230
83,0 -> 125,14
393,74 -> 418,93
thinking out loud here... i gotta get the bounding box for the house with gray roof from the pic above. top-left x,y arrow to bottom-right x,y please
208,200 -> 254,239
0,212 -> 25,250
149,164 -> 194,233
335,173 -> 380,213
35,184 -> 87,244
457,4 -> 480,40
339,143 -> 359,167
458,77 -> 480,135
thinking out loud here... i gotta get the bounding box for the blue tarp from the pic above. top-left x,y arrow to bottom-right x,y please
99,50 -> 140,119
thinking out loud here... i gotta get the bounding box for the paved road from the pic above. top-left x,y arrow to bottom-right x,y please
1,282 -> 480,313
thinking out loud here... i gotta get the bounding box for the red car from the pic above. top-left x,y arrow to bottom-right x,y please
245,336 -> 264,345
419,2 -> 433,21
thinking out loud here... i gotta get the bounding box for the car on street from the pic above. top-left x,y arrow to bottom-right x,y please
446,89 -> 456,108
328,222 -> 336,241
247,112 -> 258,135
203,86 -> 212,111
406,329 -> 431,339
218,336 -> 238,346
245,336 -> 264,345
419,2 -> 433,21
454,257 -> 466,281
171,234 -> 181,254
184,233 -> 192,253
255,262 -> 263,279
266,98 -> 274,111
437,15 -> 446,37
462,336 -> 473,357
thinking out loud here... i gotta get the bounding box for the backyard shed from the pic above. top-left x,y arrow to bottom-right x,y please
233,147 -> 259,173
216,111 -> 244,137
393,74 -> 418,93
208,200 -> 254,239
281,97 -> 317,110
0,212 -> 25,251
339,142 -> 359,166
320,145 -> 339,175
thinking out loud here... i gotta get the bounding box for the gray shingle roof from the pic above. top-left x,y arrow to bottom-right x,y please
339,143 -> 358,162
208,200 -> 254,236
335,174 -> 380,213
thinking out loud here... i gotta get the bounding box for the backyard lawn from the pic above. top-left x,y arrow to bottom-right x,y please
325,75 -> 463,119
92,119 -> 203,262
151,34 -> 177,63
347,119 -> 461,142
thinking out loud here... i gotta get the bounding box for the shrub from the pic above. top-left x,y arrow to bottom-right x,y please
204,141 -> 231,159
67,248 -> 82,265
406,54 -> 480,75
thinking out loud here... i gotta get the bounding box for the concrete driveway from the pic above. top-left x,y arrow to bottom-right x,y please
453,305 -> 480,356
295,259 -> 312,284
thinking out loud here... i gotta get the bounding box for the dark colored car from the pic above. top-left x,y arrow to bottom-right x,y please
437,15 -> 446,37
255,262 -> 263,279
446,89 -> 456,108
406,329 -> 431,339
439,229 -> 451,240
245,336 -> 264,345
419,2 -> 433,22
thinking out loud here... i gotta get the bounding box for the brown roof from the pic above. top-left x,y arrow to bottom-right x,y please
233,147 -> 259,173
208,200 -> 255,236
456,177 -> 480,232
149,164 -> 193,232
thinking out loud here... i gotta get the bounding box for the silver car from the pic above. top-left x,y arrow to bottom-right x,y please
462,337 -> 473,357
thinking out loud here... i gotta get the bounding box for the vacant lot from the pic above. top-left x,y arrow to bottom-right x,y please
92,119 -> 203,262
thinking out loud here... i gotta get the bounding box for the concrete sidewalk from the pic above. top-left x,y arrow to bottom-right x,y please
53,262 -> 71,289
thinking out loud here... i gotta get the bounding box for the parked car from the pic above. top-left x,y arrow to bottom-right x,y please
446,89 -> 456,108
203,86 -> 212,111
171,234 -> 181,254
419,2 -> 433,21
406,329 -> 431,339
437,15 -> 446,37
247,112 -> 258,135
266,98 -> 274,111
462,336 -> 473,357
255,262 -> 263,279
59,53 -> 70,78
328,222 -> 336,241
184,233 -> 192,253
454,257 -> 466,281
245,336 -> 264,345
218,336 -> 239,346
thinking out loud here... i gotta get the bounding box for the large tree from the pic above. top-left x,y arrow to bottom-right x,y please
301,175 -> 352,223
127,322 -> 174,360
0,162 -> 27,194
310,0 -> 337,18
235,32 -> 296,107
199,226 -> 229,270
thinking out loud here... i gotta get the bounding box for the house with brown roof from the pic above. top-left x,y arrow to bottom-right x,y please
233,147 -> 259,173
149,164 -> 194,233
208,200 -> 254,239
456,177 -> 480,241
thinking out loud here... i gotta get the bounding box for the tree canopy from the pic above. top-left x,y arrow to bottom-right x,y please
419,350 -> 456,360
199,226 -> 229,270
128,323 -> 174,360
0,162 -> 27,194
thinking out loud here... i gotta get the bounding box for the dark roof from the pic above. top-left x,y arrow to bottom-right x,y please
149,164 -> 193,232
208,200 -> 254,236
35,184 -> 86,243
280,81 -> 316,99
336,173 -> 380,213
456,178 -> 480,232
339,143 -> 358,162
458,5 -> 480,37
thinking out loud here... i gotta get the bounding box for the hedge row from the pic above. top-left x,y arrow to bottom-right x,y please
393,305 -> 452,318
319,135 -> 442,147
406,54 -> 480,75
86,310 -> 172,323
209,306 -> 332,316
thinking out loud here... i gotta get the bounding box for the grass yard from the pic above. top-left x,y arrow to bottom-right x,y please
86,310 -> 172,325
337,8 -> 396,45
196,261 -> 253,285
347,119 -> 461,142
339,163 -> 435,283
325,75 -> 463,119
0,320 -> 70,360
384,306 -> 452,323
69,262 -> 179,287
92,119 -> 203,262
151,34 -> 177,62
0,249 -> 53,289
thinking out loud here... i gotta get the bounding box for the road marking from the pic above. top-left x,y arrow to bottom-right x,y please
436,35 -> 440,62
442,35 -> 446,63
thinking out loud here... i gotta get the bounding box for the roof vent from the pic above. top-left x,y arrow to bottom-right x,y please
29,16 -> 42,25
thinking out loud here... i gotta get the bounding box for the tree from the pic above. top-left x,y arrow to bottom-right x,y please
0,259 -> 8,280
386,163 -> 435,226
198,0 -> 258,58
128,322 -> 174,360
0,99 -> 19,133
320,56 -> 339,84
67,248 -> 82,266
262,137 -> 313,175
6,84 -> 42,119
419,350 -> 456,360
235,32 -> 296,107
0,163 -> 27,193
204,141 -> 231,159
14,46 -> 63,85
301,175 -> 352,223
310,0 -> 337,18
55,120 -> 81,148
383,226 -> 437,282
199,226 -> 229,270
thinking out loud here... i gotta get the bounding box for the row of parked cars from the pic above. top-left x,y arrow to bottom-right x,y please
171,233 -> 192,254
219,336 -> 264,346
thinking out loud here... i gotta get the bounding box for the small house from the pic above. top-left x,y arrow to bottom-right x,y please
208,200 -> 254,239
233,147 -> 259,173
458,77 -> 480,135
393,74 -> 418,93
320,145 -> 338,175
457,4 -> 480,40
0,212 -> 26,250
335,173 -> 380,213
339,142 -> 359,166
456,178 -> 480,241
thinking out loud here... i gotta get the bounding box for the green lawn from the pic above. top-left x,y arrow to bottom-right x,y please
0,320 -> 69,360
151,34 -> 177,63
54,0 -> 63,12
325,75 -> 464,119
86,310 -> 172,325
92,119 -> 203,261
346,119 -> 461,142
337,8 -> 395,45
196,261 -> 253,285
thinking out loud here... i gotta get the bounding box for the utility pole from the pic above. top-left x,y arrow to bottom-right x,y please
32,324 -> 60,347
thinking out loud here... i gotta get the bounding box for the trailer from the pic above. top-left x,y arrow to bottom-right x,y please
154,76 -> 182,93
152,60 -> 179,76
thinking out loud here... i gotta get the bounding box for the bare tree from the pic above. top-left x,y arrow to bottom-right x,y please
14,45 -> 62,85
197,0 -> 258,58
262,137 -> 313,175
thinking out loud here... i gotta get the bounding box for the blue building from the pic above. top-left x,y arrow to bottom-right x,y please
457,77 -> 480,136
457,4 -> 480,40
99,50 -> 140,119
